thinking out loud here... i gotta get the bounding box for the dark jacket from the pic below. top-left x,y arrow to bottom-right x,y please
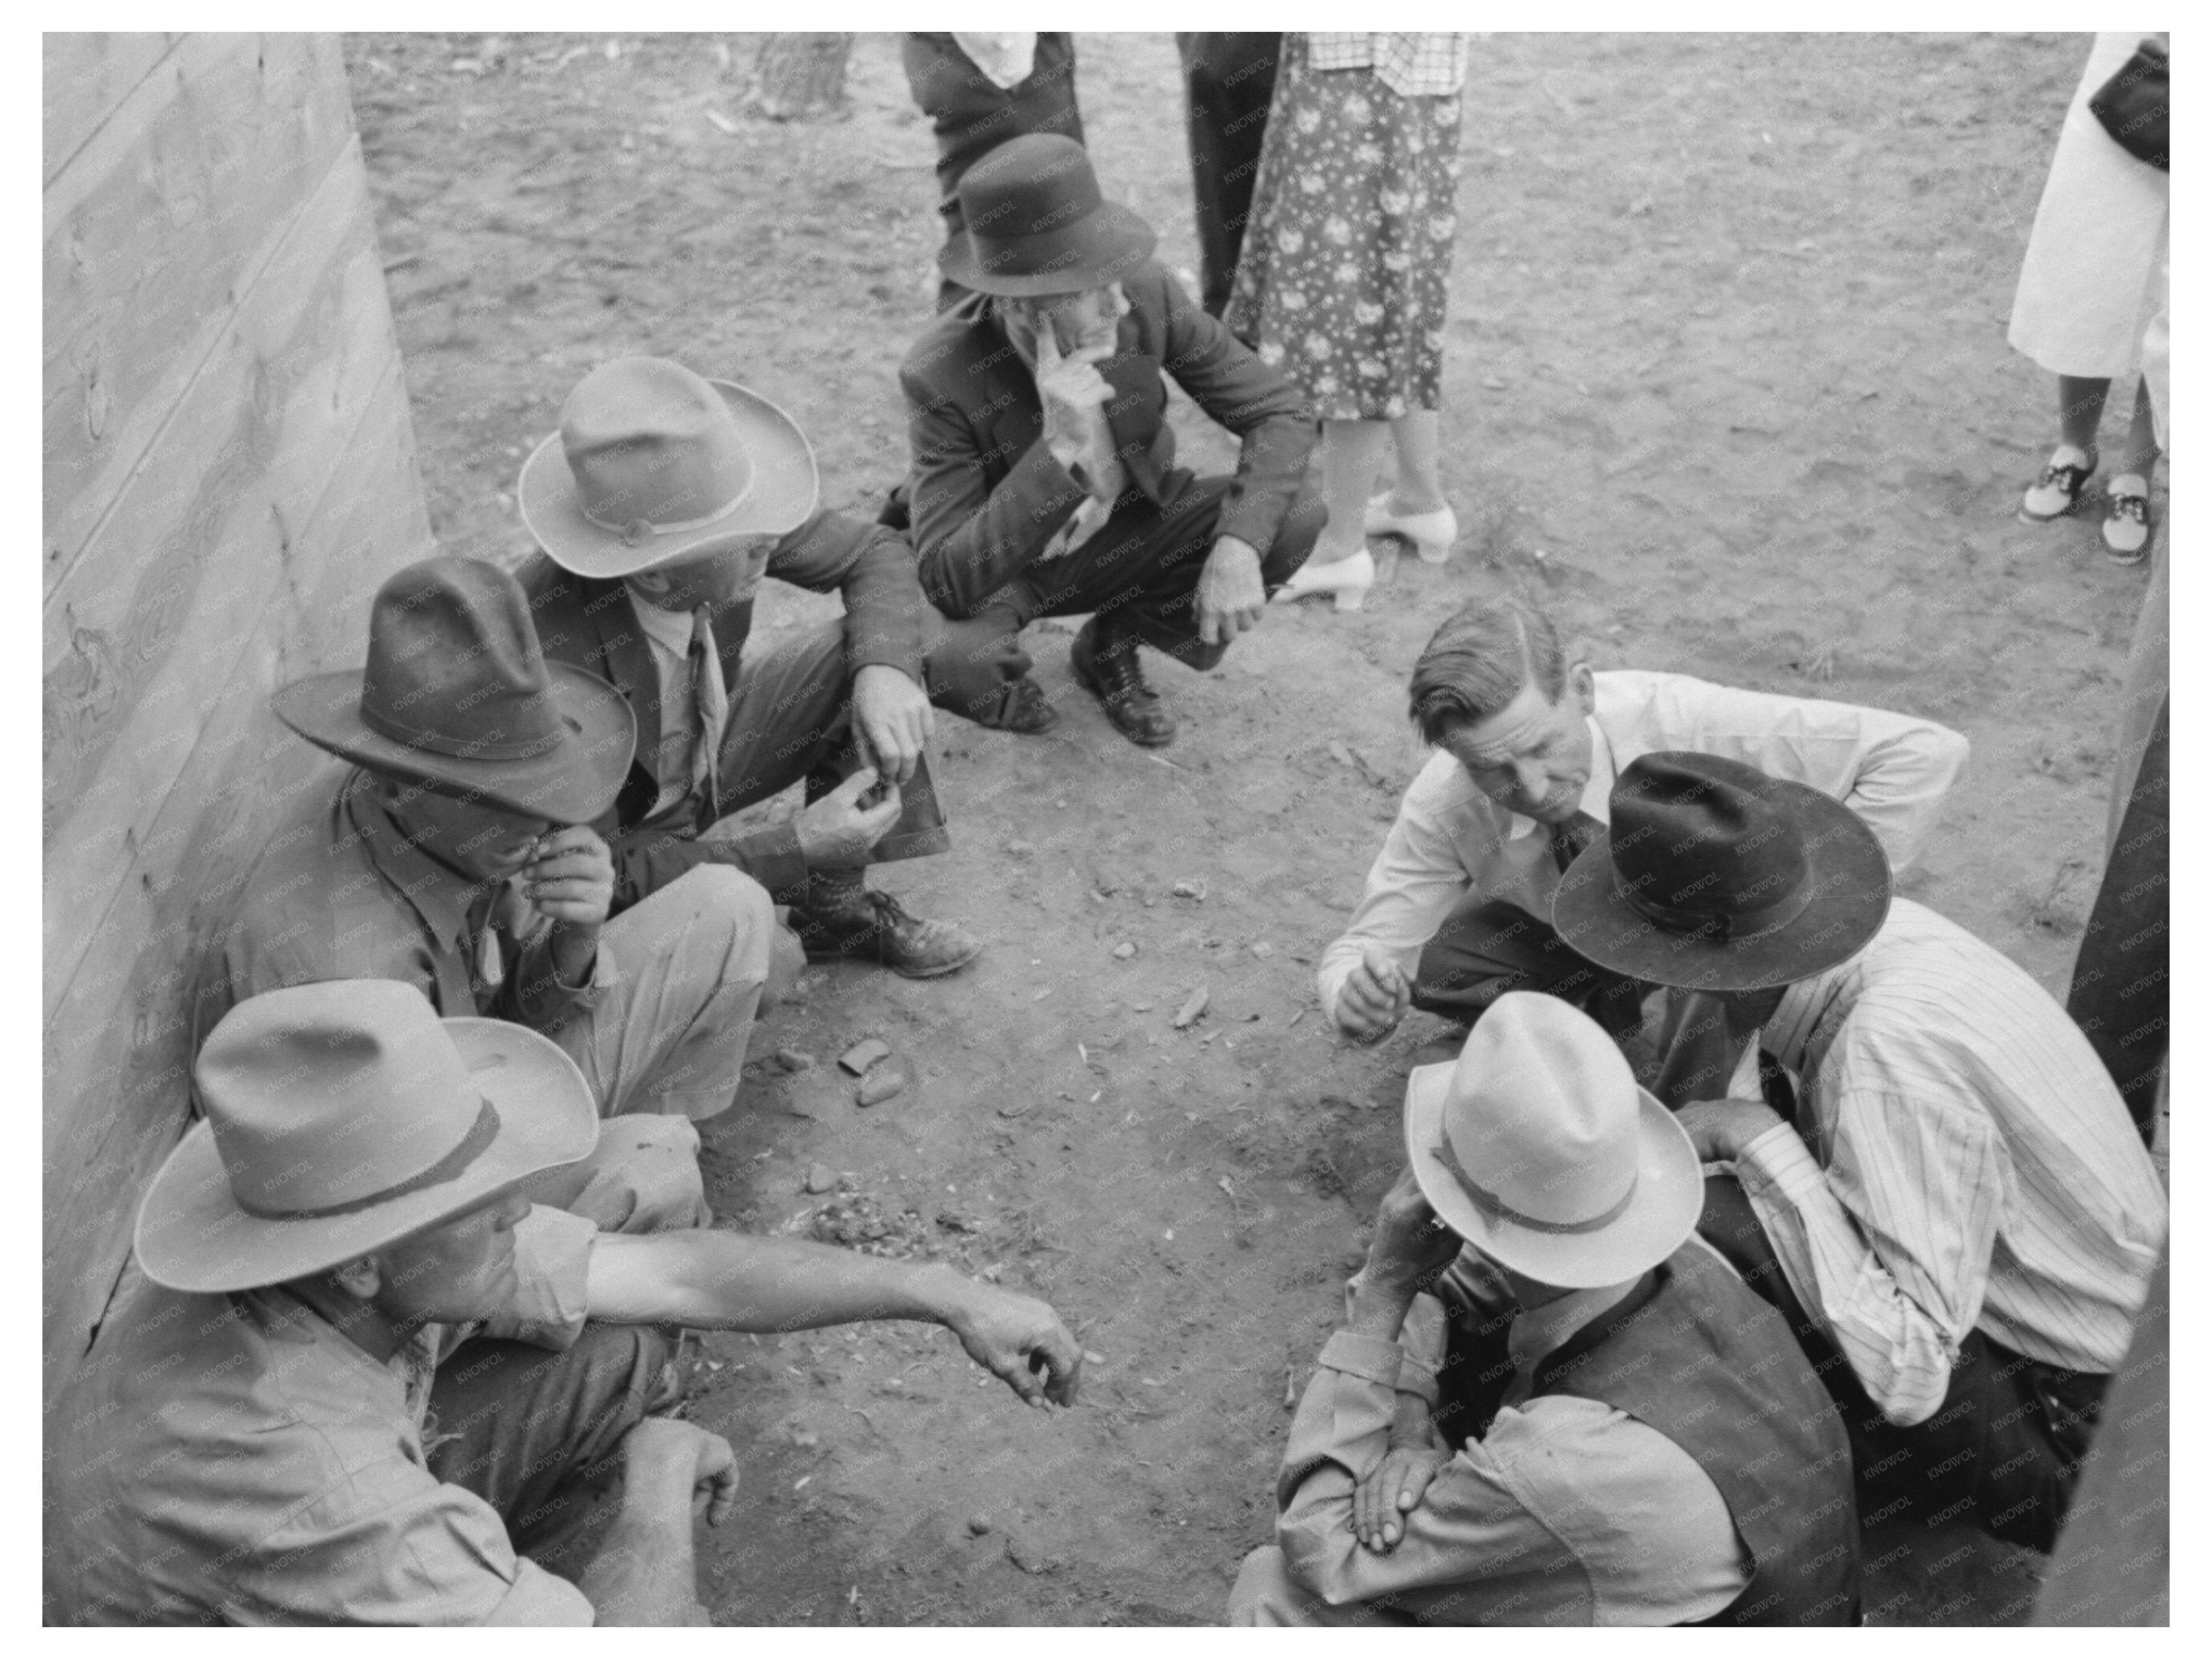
518,508 -> 929,908
902,33 -> 1084,235
898,258 -> 1316,619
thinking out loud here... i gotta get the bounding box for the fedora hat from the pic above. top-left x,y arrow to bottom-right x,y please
1553,751 -> 1892,992
941,135 -> 1157,298
135,981 -> 598,1294
519,356 -> 819,579
1405,992 -> 1701,1288
272,558 -> 635,825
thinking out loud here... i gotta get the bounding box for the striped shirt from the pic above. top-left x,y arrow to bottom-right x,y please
1733,899 -> 2167,1424
1305,32 -> 1468,97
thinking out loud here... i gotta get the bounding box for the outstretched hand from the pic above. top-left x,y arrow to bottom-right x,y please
946,1282 -> 1085,1408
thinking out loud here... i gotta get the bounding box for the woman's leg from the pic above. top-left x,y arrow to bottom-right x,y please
1315,417 -> 1393,563
2115,377 -> 2161,480
2057,375 -> 2112,453
1382,408 -> 1448,514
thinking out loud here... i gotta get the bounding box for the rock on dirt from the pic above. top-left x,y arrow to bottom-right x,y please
856,1068 -> 907,1107
803,1162 -> 837,1194
775,1047 -> 816,1073
1173,988 -> 1210,1029
838,1038 -> 891,1076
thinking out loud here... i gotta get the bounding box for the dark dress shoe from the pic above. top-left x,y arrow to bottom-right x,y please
1070,618 -> 1176,747
986,674 -> 1060,734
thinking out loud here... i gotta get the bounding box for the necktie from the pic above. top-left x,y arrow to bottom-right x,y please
454,888 -> 499,1011
689,606 -> 730,817
1547,808 -> 1605,875
1547,809 -> 1648,1044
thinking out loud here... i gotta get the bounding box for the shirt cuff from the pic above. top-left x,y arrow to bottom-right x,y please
513,931 -> 614,1026
1734,1120 -> 1829,1206
1317,1330 -> 1406,1390
479,1206 -> 596,1351
1393,1353 -> 1440,1407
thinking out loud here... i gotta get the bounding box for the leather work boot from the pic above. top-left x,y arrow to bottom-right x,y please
987,674 -> 1060,734
787,884 -> 983,979
1070,616 -> 1176,747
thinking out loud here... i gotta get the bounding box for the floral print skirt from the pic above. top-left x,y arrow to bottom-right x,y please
1223,35 -> 1463,421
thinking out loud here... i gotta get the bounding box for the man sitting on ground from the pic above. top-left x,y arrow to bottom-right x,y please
895,133 -> 1324,748
1552,750 -> 2169,1551
204,557 -> 767,1227
1320,593 -> 1969,1044
49,982 -> 1082,1626
518,355 -> 980,980
1230,993 -> 1859,1626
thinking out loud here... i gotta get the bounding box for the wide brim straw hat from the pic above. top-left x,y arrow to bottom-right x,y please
136,983 -> 599,1294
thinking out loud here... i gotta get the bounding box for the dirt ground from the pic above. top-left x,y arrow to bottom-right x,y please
348,32 -> 2153,1626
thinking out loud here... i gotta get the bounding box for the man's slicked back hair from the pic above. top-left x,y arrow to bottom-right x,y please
1406,594 -> 1567,746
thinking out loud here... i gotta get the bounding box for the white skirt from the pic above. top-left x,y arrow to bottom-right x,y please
2007,32 -> 2170,380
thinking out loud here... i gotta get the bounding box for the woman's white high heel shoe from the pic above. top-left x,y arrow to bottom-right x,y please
1363,497 -> 1458,564
1272,547 -> 1375,612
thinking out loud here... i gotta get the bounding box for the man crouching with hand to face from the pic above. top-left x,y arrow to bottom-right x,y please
1230,994 -> 1861,1628
894,133 -> 1324,750
48,983 -> 1082,1628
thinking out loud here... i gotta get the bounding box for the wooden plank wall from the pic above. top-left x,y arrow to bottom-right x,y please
42,33 -> 435,1401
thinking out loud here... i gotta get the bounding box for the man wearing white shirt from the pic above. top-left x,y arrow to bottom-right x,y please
1320,595 -> 1970,1041
1553,751 -> 2167,1553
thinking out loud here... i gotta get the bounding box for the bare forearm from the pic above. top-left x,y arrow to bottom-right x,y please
578,1472 -> 704,1626
589,1231 -> 971,1334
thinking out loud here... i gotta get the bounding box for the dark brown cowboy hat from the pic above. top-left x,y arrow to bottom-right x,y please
272,558 -> 635,825
1552,751 -> 1892,992
940,135 -> 1157,298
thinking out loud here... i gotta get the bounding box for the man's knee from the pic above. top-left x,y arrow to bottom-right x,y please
662,865 -> 776,977
584,1114 -> 708,1232
1228,1545 -> 1314,1627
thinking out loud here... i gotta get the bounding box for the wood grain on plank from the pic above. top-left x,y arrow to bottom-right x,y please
43,384 -> 430,1403
45,334 -> 426,1001
41,32 -> 184,185
45,34 -> 354,589
44,148 -> 404,861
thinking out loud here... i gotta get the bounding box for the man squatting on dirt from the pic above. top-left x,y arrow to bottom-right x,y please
50,982 -> 1083,1626
1318,591 -> 1972,1049
1231,601 -> 2162,1621
889,134 -> 1326,750
1232,993 -> 1864,1626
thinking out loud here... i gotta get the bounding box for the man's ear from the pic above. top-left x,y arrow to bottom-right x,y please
331,1255 -> 383,1300
1567,663 -> 1597,716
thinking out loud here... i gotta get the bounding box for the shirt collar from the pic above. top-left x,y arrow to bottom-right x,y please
344,772 -> 483,953
626,586 -> 695,657
1581,713 -> 1619,819
1506,1278 -> 1641,1382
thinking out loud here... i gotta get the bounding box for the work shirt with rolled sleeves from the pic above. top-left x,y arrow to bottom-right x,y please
49,1208 -> 598,1627
1317,669 -> 1970,1026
